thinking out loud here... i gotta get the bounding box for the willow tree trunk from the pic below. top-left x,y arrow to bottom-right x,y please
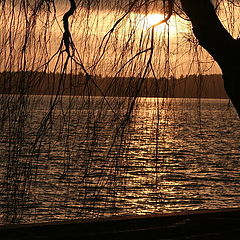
180,0 -> 240,117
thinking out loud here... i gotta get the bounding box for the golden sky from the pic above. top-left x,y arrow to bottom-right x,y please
1,0 -> 239,78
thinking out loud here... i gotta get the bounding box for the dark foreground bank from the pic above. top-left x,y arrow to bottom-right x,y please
0,208 -> 239,240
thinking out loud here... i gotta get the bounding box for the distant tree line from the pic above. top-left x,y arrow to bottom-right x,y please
0,71 -> 228,99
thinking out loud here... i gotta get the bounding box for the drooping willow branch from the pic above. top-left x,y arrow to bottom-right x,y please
62,0 -> 76,56
91,0 -> 140,70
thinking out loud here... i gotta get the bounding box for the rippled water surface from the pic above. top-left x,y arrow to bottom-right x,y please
0,96 -> 239,224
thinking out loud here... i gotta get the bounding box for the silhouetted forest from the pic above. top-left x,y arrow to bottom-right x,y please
0,72 -> 228,98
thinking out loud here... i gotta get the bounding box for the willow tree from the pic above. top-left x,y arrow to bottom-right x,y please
0,0 -> 239,224
58,0 -> 240,116
179,0 -> 240,117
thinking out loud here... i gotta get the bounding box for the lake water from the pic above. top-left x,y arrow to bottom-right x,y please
0,95 -> 239,224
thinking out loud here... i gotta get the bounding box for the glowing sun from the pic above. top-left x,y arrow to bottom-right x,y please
140,14 -> 168,30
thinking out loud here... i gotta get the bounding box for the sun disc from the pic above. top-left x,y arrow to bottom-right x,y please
146,14 -> 165,27
138,13 -> 168,31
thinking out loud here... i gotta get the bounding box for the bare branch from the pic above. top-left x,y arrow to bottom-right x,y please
62,0 -> 76,56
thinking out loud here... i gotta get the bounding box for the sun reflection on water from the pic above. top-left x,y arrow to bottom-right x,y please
0,97 -> 239,223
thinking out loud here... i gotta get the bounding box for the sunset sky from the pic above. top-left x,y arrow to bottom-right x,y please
1,0 -> 239,78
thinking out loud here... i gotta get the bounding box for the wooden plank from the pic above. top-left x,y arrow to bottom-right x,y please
0,208 -> 240,239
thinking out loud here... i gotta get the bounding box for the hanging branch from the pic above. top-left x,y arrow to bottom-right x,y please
62,0 -> 76,56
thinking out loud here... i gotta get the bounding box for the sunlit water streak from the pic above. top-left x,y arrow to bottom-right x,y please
0,96 -> 239,224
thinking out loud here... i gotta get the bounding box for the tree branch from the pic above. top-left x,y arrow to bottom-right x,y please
62,0 -> 76,55
180,0 -> 240,117
180,0 -> 234,68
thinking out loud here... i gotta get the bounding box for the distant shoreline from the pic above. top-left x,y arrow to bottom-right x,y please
0,71 -> 228,99
0,93 -> 229,100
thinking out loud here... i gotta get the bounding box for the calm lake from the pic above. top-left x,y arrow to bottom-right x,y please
0,95 -> 239,224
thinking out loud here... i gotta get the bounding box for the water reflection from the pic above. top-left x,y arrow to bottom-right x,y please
0,96 -> 239,224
